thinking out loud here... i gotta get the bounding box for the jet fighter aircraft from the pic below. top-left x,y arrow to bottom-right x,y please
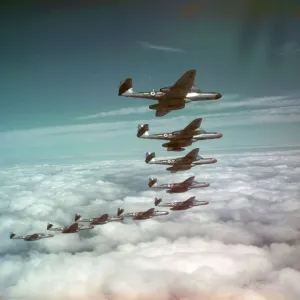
148,176 -> 210,194
46,222 -> 94,233
137,118 -> 223,152
154,196 -> 209,211
74,210 -> 124,225
145,148 -> 217,173
118,69 -> 222,117
9,232 -> 54,241
117,207 -> 169,220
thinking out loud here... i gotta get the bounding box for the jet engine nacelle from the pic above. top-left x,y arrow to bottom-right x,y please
149,103 -> 185,110
167,147 -> 185,152
160,86 -> 171,92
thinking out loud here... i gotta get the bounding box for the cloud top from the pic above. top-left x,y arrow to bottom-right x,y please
1,150 -> 300,299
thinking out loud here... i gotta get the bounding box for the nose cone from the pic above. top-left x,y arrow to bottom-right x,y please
215,93 -> 222,99
212,158 -> 217,163
50,234 -> 54,237
217,133 -> 223,138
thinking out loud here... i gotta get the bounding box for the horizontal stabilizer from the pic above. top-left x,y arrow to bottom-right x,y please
154,197 -> 162,206
145,152 -> 155,163
75,214 -> 81,222
137,124 -> 149,137
117,208 -> 124,216
118,78 -> 133,96
148,177 -> 157,187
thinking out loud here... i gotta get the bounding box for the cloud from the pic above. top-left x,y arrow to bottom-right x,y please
1,149 -> 300,299
76,106 -> 149,120
75,93 -> 299,122
138,41 -> 185,53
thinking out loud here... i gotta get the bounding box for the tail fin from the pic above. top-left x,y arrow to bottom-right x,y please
117,208 -> 124,217
118,78 -> 133,96
74,214 -> 81,222
10,232 -> 16,239
47,223 -> 53,230
154,197 -> 162,206
145,152 -> 155,163
148,177 -> 157,187
137,124 -> 149,138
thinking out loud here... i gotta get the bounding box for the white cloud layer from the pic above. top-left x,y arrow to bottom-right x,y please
1,150 -> 300,299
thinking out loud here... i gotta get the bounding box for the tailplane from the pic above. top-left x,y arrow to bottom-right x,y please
118,78 -> 134,96
154,197 -> 162,206
117,208 -> 124,217
74,214 -> 81,222
148,177 -> 157,187
145,152 -> 155,163
137,124 -> 149,138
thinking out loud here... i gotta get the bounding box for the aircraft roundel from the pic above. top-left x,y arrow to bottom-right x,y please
164,134 -> 168,137
150,91 -> 155,96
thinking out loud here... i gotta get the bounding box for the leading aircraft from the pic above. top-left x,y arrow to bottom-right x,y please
117,207 -> 169,220
118,69 -> 222,117
154,196 -> 209,211
137,118 -> 223,152
145,148 -> 217,173
9,232 -> 54,241
148,176 -> 210,194
74,210 -> 124,225
46,222 -> 94,233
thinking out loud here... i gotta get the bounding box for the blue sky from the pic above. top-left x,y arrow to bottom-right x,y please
1,0 -> 300,165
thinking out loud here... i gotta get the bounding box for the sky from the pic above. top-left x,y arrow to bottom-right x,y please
0,0 -> 300,165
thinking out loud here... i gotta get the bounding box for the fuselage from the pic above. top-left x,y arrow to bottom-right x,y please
124,91 -> 221,102
140,131 -> 223,141
150,158 -> 217,171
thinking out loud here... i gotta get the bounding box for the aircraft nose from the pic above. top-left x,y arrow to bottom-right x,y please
212,158 -> 217,163
217,133 -> 223,138
215,93 -> 222,99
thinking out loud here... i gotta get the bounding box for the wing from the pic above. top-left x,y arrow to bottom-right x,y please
155,108 -> 171,117
179,118 -> 202,137
142,208 -> 155,217
67,223 -> 78,231
99,214 -> 109,222
181,176 -> 195,186
182,199 -> 194,206
183,148 -> 199,161
161,69 -> 196,100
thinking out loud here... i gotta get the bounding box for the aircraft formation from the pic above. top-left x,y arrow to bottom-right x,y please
10,69 -> 223,242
